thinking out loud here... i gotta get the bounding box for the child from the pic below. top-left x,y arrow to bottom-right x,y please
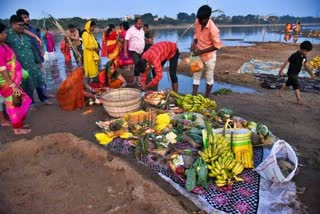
278,40 -> 315,104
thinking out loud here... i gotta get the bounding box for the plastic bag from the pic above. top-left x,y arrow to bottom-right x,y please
255,140 -> 298,183
190,55 -> 204,73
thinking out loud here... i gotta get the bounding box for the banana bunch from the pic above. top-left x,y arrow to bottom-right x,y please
207,155 -> 244,187
198,134 -> 231,163
154,113 -> 170,131
198,121 -> 245,187
169,90 -> 217,113
309,55 -> 320,69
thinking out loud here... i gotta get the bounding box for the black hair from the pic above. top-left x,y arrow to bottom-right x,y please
90,21 -> 96,27
135,59 -> 148,74
68,24 -> 75,29
16,9 -> 29,17
9,15 -> 24,24
122,21 -> 129,30
80,29 -> 86,37
0,22 -> 6,33
106,24 -> 115,36
197,5 -> 212,20
144,24 -> 149,28
300,41 -> 312,51
105,61 -> 117,86
134,17 -> 142,23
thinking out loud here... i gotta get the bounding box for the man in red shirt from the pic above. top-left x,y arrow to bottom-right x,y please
135,41 -> 179,92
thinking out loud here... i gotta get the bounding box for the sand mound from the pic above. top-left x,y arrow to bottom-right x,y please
0,133 -> 188,214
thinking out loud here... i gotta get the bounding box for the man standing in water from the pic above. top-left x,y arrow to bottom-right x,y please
191,5 -> 222,97
123,17 -> 145,85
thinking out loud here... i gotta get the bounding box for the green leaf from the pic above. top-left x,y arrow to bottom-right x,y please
186,167 -> 196,192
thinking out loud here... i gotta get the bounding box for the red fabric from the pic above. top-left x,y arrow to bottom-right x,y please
45,32 -> 56,52
98,70 -> 106,88
101,32 -> 107,57
91,69 -> 123,89
60,39 -> 71,62
118,30 -> 134,66
106,31 -> 118,53
101,31 -> 118,57
141,41 -> 177,87
56,67 -> 85,111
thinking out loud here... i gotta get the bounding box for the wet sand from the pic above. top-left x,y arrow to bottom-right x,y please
1,42 -> 320,213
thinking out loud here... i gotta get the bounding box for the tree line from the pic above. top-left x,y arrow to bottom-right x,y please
1,13 -> 319,30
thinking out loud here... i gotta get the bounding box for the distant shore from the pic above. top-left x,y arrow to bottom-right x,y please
48,23 -> 320,34
151,22 -> 320,29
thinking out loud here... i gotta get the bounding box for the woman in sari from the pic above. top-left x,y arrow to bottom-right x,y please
118,22 -> 134,68
94,61 -> 127,89
0,23 -> 31,134
82,20 -> 100,79
56,67 -> 98,111
101,24 -> 121,65
59,37 -> 71,62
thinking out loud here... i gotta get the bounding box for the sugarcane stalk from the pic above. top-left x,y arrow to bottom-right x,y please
48,14 -> 82,65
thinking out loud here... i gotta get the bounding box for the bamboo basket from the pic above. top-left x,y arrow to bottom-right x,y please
102,88 -> 141,118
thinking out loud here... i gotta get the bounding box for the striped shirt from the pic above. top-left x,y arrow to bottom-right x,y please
194,19 -> 222,62
141,41 -> 177,87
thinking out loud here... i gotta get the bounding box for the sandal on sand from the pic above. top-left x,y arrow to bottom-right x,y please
43,100 -> 53,105
23,124 -> 31,128
1,121 -> 11,127
14,128 -> 31,135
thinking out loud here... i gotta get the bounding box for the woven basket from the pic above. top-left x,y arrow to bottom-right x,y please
102,88 -> 141,118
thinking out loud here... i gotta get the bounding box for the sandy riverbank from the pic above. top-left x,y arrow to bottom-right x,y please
0,42 -> 320,213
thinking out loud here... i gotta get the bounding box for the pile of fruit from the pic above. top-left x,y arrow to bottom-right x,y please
169,90 -> 217,113
144,91 -> 166,106
309,56 -> 320,70
198,121 -> 244,187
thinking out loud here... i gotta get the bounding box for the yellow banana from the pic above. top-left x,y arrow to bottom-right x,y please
227,160 -> 236,170
208,172 -> 217,177
216,175 -> 225,180
233,175 -> 244,182
221,169 -> 228,180
215,161 -> 222,171
232,163 -> 244,175
215,179 -> 227,187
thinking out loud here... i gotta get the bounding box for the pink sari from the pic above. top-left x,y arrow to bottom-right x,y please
0,44 -> 31,128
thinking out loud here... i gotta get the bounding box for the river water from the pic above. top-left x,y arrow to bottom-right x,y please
44,25 -> 319,93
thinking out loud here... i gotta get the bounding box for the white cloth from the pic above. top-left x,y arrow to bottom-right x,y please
44,51 -> 56,62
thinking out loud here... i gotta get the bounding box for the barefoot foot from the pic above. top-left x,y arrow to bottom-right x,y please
1,120 -> 11,127
14,128 -> 31,135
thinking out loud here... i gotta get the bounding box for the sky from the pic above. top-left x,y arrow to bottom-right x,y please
1,0 -> 319,19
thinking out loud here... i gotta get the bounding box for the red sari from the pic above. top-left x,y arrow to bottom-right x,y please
60,39 -> 71,62
101,31 -> 121,64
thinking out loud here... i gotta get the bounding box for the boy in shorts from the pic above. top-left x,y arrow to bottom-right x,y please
278,41 -> 315,104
